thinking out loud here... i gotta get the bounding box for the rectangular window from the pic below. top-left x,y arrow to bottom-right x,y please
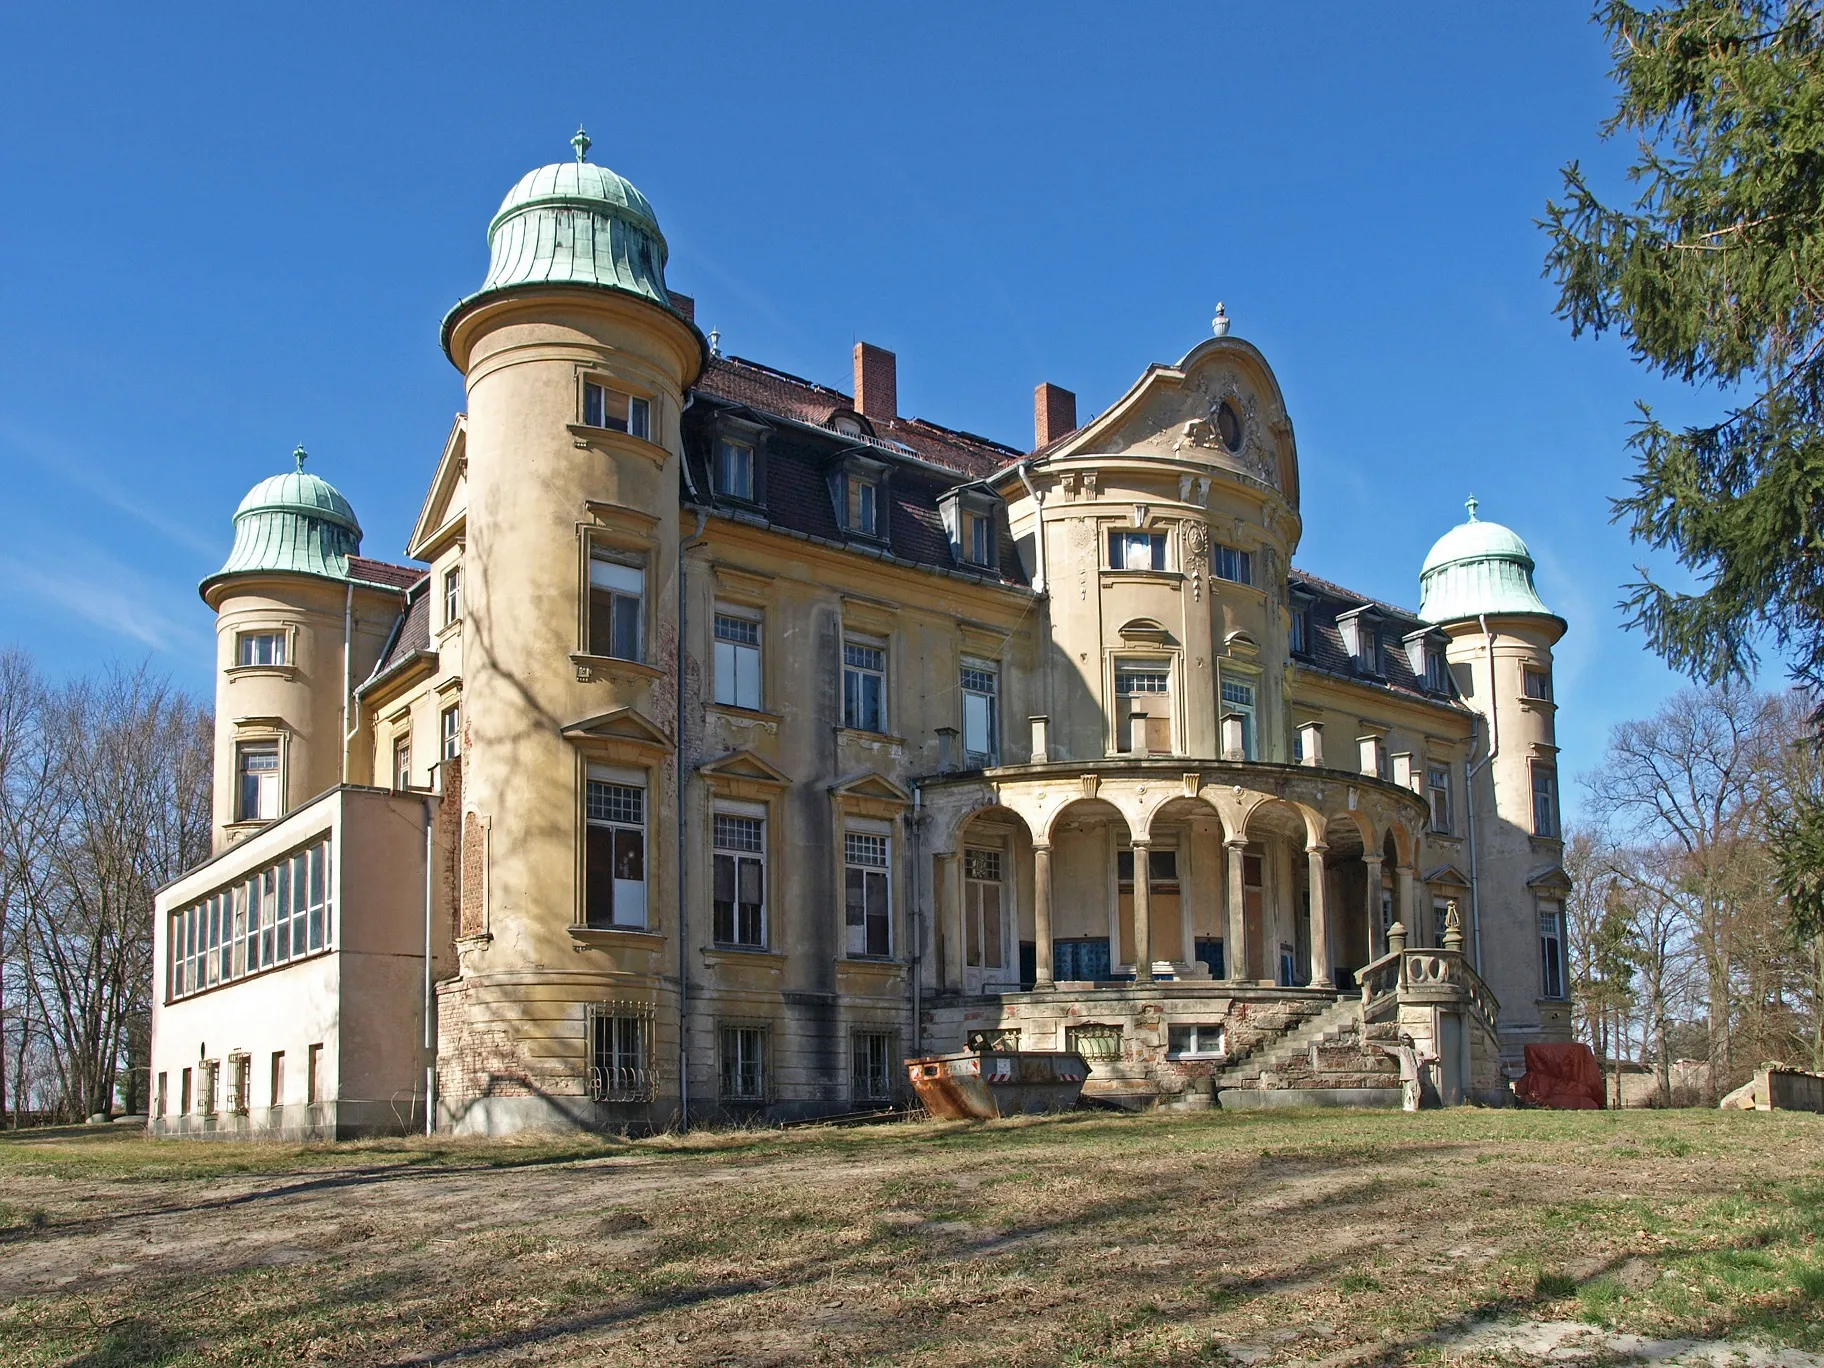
1524,667 -> 1553,701
1428,764 -> 1451,834
1364,632 -> 1384,676
588,1004 -> 654,1101
1532,765 -> 1560,838
306,1043 -> 323,1106
713,814 -> 766,947
1221,679 -> 1256,760
392,735 -> 412,790
963,511 -> 993,567
961,663 -> 998,766
269,1051 -> 285,1108
1540,906 -> 1565,999
720,1026 -> 766,1100
585,778 -> 647,929
852,1032 -> 894,1103
588,552 -> 644,662
844,832 -> 891,958
1290,606 -> 1309,656
963,846 -> 1004,970
180,1068 -> 192,1115
849,478 -> 880,537
1109,530 -> 1166,571
236,741 -> 279,822
1116,663 -> 1172,755
843,641 -> 887,733
1426,648 -> 1450,693
227,1054 -> 249,1115
1115,668 -> 1170,694
716,438 -> 755,500
441,705 -> 461,761
1213,543 -> 1252,585
583,380 -> 649,439
713,612 -> 763,710
443,567 -> 461,626
1117,848 -> 1180,886
236,631 -> 286,667
1167,1024 -> 1226,1058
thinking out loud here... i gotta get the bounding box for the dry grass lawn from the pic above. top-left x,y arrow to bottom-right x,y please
0,1107 -> 1820,1366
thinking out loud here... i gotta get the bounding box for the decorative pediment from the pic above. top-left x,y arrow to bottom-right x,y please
829,770 -> 912,817
561,707 -> 673,759
407,416 -> 468,561
1527,865 -> 1573,896
1038,337 -> 1297,502
1422,862 -> 1472,889
1118,618 -> 1175,645
699,748 -> 790,791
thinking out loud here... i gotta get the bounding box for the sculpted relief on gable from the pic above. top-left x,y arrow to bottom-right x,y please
1102,364 -> 1283,491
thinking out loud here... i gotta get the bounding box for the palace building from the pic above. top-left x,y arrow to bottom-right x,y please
149,137 -> 1572,1136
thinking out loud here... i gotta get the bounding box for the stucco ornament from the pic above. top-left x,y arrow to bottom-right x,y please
1183,519 -> 1210,601
1170,377 -> 1277,491
1071,517 -> 1096,600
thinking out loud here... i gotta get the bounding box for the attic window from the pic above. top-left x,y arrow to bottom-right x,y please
832,454 -> 891,542
850,478 -> 879,536
716,439 -> 755,501
939,486 -> 1002,570
833,416 -> 863,437
1336,606 -> 1386,678
964,510 -> 992,566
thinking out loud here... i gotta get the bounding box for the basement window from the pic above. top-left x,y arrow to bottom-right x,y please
587,1003 -> 655,1101
720,1026 -> 767,1101
1167,1024 -> 1226,1059
852,1032 -> 894,1103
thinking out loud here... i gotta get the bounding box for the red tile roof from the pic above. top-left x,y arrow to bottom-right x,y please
349,556 -> 425,591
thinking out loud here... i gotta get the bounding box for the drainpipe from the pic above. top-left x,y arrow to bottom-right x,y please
341,582 -> 355,784
676,391 -> 706,1132
1466,613 -> 1500,973
1015,460 -> 1054,746
910,784 -> 923,1057
421,794 -> 436,1136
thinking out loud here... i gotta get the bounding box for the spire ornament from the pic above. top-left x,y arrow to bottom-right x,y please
1465,494 -> 1479,522
571,126 -> 591,162
293,445 -> 308,472
1212,302 -> 1231,337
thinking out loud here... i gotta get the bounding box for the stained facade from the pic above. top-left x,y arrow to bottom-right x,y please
148,142 -> 1571,1137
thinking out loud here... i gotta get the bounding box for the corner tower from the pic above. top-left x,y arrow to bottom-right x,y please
1418,499 -> 1571,1058
437,132 -> 704,1133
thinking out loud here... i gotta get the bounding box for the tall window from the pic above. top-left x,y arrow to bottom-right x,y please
1524,666 -> 1553,701
1540,905 -> 1565,999
237,741 -> 279,822
1220,679 -> 1256,759
963,510 -> 993,567
716,438 -> 755,500
713,814 -> 766,947
1115,663 -> 1171,754
1428,764 -> 1451,834
713,612 -> 762,710
1425,647 -> 1450,693
1213,543 -> 1252,585
720,1026 -> 766,1100
587,1005 -> 654,1101
963,847 -> 1004,971
443,567 -> 461,626
393,735 -> 412,790
269,1052 -> 285,1108
843,641 -> 887,733
588,552 -> 644,662
584,777 -> 646,929
852,1032 -> 894,1103
961,662 -> 998,766
1109,530 -> 1166,571
844,832 -> 891,957
848,477 -> 881,537
1532,765 -> 1560,838
441,705 -> 461,761
236,631 -> 286,667
583,380 -> 650,440
1290,605 -> 1310,656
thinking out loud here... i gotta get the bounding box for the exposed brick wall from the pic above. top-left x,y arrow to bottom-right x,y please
1035,382 -> 1077,447
460,811 -> 485,937
853,342 -> 897,423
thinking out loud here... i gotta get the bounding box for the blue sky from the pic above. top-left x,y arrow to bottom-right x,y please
0,5 -> 1729,821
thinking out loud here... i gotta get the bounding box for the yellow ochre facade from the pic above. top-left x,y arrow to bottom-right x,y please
149,143 -> 1571,1137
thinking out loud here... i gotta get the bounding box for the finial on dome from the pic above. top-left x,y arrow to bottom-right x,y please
708,328 -> 721,358
571,126 -> 591,163
1212,302 -> 1231,337
1465,494 -> 1479,522
293,445 -> 308,472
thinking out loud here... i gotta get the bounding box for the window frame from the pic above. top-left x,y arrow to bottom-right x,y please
1531,762 -> 1561,839
167,839 -> 333,1000
235,739 -> 281,823
234,629 -> 288,669
1428,763 -> 1452,834
1212,542 -> 1253,585
392,733 -> 413,791
713,608 -> 764,712
1539,903 -> 1566,1000
1220,676 -> 1258,761
715,436 -> 756,502
1114,656 -> 1174,755
843,830 -> 893,959
963,845 -> 1006,972
580,375 -> 651,442
1166,1023 -> 1226,1059
1108,529 -> 1168,572
960,659 -> 999,767
719,1025 -> 768,1102
440,704 -> 461,762
1523,666 -> 1554,702
587,547 -> 646,664
442,566 -> 462,628
583,770 -> 648,930
712,810 -> 768,948
587,1002 -> 656,1102
842,638 -> 889,734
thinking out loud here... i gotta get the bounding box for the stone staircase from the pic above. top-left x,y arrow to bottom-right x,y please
1212,996 -> 1373,1092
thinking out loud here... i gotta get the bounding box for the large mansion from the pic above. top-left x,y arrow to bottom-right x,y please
150,138 -> 1571,1136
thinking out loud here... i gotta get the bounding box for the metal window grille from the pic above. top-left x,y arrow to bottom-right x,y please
963,847 -> 1001,882
587,1001 -> 656,1102
720,1026 -> 766,1100
852,1032 -> 894,1102
1067,1024 -> 1123,1061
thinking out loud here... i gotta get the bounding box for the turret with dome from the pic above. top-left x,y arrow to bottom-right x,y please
1419,497 -> 1558,625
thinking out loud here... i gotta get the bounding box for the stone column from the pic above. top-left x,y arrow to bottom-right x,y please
941,853 -> 965,992
1131,839 -> 1153,982
1306,843 -> 1333,989
1226,839 -> 1249,983
1363,853 -> 1385,959
1032,841 -> 1054,988
1396,864 -> 1416,950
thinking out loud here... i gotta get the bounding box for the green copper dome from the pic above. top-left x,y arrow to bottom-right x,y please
459,129 -> 673,314
205,449 -> 363,590
1418,498 -> 1554,624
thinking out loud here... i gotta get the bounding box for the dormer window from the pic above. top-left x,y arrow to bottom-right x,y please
1337,606 -> 1386,678
1109,530 -> 1167,571
1289,590 -> 1315,657
831,453 -> 891,542
965,511 -> 992,566
1403,626 -> 1451,694
716,439 -> 755,501
1426,649 -> 1450,693
850,478 -> 880,537
939,486 -> 1002,569
582,379 -> 650,441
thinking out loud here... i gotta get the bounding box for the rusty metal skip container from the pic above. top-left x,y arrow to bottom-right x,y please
906,1051 -> 1088,1120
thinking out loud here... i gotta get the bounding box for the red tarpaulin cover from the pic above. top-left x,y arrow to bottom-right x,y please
1514,1043 -> 1606,1109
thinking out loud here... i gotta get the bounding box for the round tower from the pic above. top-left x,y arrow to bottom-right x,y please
201,451 -> 388,851
1418,498 -> 1571,1053
437,132 -> 704,1132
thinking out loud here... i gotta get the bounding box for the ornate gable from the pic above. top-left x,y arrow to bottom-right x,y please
407,416 -> 469,561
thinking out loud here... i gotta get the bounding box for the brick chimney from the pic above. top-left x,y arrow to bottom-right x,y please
854,342 -> 897,423
670,292 -> 695,323
1035,382 -> 1077,447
